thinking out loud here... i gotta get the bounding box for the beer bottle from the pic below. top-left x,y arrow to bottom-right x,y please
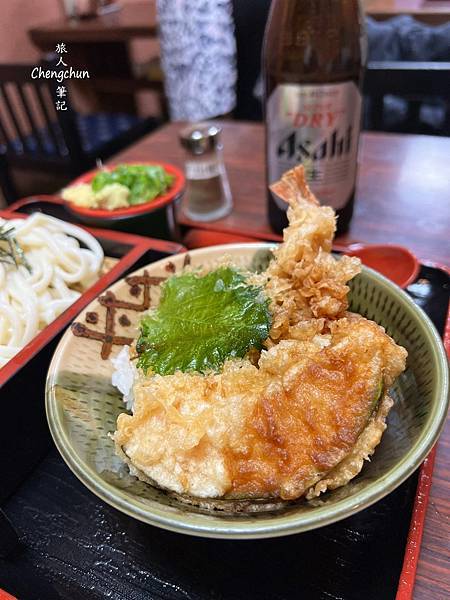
263,0 -> 366,235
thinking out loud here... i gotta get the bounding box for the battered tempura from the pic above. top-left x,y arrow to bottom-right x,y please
114,166 -> 407,504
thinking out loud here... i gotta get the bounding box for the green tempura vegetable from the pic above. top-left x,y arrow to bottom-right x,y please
136,267 -> 272,376
91,165 -> 174,205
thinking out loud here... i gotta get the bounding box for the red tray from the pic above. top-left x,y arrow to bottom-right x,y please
0,218 -> 447,600
396,262 -> 450,600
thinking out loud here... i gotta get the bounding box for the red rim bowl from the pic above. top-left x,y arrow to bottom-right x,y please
64,162 -> 185,220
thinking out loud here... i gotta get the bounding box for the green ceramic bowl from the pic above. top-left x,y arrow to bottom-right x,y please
45,244 -> 449,539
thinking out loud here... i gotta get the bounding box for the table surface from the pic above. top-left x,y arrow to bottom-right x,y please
27,0 -> 450,48
29,1 -> 157,44
113,120 -> 450,600
364,0 -> 450,24
114,121 -> 450,265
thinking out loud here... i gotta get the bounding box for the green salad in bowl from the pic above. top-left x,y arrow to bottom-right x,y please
63,164 -> 176,211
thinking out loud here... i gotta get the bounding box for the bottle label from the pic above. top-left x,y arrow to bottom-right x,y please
186,159 -> 221,180
267,82 -> 362,210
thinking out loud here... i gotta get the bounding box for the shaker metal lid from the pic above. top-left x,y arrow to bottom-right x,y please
179,122 -> 222,154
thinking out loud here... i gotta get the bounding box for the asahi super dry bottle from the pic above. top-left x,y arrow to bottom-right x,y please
263,0 -> 366,235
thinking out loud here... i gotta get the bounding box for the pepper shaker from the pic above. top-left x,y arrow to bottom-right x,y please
179,123 -> 233,222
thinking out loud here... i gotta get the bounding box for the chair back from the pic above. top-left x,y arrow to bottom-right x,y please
363,61 -> 450,134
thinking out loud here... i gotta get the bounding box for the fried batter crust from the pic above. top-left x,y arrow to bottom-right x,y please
264,166 -> 361,341
115,315 -> 406,500
114,166 -> 407,501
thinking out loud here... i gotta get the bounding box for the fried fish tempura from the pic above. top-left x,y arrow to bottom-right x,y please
114,166 -> 407,505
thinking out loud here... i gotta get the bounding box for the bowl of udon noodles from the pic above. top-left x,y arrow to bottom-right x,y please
0,211 -> 105,377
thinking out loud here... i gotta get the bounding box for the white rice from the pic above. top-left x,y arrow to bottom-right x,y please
111,345 -> 136,410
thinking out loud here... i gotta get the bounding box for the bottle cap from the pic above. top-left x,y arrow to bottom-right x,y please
179,123 -> 222,155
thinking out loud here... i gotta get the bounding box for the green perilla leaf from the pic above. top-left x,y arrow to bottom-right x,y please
136,266 -> 271,376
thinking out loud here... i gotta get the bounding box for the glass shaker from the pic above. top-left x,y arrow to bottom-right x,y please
179,123 -> 233,222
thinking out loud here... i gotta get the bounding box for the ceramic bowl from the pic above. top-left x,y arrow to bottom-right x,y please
64,162 -> 185,241
45,244 -> 449,539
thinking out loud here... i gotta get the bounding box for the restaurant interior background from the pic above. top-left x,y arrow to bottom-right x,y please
0,0 -> 449,206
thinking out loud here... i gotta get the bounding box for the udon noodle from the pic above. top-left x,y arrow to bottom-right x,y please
0,213 -> 103,367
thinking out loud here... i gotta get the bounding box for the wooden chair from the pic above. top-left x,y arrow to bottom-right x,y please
0,152 -> 16,205
0,60 -> 161,202
363,61 -> 450,135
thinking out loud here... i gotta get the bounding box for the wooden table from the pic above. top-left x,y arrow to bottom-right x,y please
113,121 -> 450,599
114,121 -> 450,265
364,0 -> 450,25
29,2 -> 158,113
29,2 -> 157,44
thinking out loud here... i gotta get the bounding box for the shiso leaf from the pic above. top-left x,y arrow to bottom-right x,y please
136,266 -> 271,375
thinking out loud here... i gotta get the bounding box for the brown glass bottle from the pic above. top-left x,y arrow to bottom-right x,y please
263,0 -> 366,235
